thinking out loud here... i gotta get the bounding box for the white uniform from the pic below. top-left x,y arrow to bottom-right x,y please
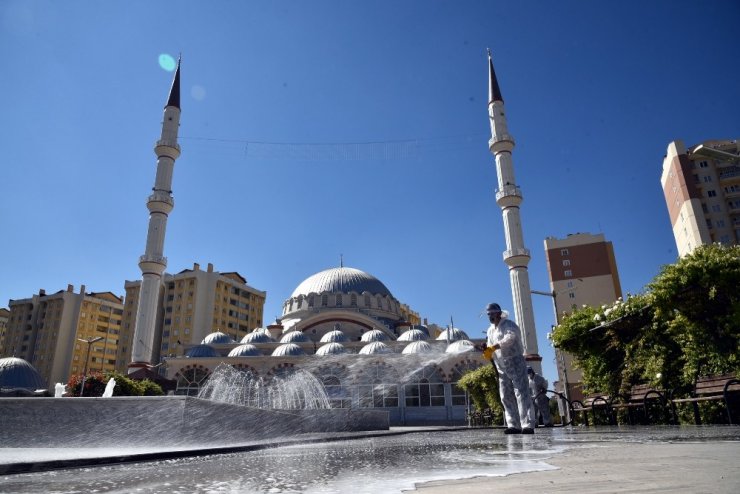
487,317 -> 534,430
528,372 -> 552,426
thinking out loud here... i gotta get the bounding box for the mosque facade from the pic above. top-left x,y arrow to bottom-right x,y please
164,265 -> 487,426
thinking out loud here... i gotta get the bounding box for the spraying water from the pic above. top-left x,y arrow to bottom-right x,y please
198,363 -> 331,409
102,378 -> 116,398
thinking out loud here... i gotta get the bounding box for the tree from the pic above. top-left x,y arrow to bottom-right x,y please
66,371 -> 164,397
457,364 -> 504,424
550,244 -> 740,405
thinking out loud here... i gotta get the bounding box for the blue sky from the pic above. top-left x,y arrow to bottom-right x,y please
1,1 -> 738,383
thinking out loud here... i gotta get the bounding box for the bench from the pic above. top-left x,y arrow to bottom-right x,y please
569,393 -> 610,426
609,384 -> 668,425
670,374 -> 740,425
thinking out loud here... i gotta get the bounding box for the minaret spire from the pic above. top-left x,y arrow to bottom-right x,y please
166,56 -> 181,109
486,51 -> 542,373
487,48 -> 503,104
129,59 -> 182,374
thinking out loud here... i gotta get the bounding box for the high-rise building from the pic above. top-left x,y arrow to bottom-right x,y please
543,233 -> 622,402
2,285 -> 124,389
118,262 -> 266,366
0,308 -> 9,355
661,139 -> 740,257
486,50 -> 541,371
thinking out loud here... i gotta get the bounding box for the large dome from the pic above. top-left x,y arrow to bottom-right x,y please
290,266 -> 393,298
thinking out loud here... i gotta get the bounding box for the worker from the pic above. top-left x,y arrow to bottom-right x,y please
482,302 -> 535,434
527,366 -> 553,427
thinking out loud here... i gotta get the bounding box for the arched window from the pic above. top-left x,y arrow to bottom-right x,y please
405,366 -> 445,407
175,367 -> 210,396
335,294 -> 343,307
321,294 -> 328,307
308,296 -> 315,308
364,294 -> 371,307
449,361 -> 481,406
321,375 -> 350,408
350,293 -> 357,307
376,297 -> 384,310
356,362 -> 399,408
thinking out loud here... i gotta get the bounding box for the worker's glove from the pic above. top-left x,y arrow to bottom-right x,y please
482,346 -> 494,360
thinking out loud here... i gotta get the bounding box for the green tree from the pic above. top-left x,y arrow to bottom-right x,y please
550,244 -> 740,415
457,364 -> 504,424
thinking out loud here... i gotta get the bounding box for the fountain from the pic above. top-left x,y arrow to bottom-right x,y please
198,364 -> 330,409
102,378 -> 116,397
54,383 -> 66,397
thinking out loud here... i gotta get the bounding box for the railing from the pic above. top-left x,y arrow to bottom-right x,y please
139,255 -> 167,265
503,248 -> 530,260
495,185 -> 523,202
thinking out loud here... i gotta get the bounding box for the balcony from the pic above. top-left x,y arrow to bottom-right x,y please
503,248 -> 531,267
495,184 -> 523,208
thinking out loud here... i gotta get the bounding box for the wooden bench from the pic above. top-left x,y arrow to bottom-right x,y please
670,374 -> 740,424
569,393 -> 610,426
609,384 -> 668,425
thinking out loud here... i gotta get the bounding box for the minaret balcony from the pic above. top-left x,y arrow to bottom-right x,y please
147,191 -> 174,213
495,184 -> 523,208
503,248 -> 531,267
154,140 -> 181,159
139,255 -> 167,275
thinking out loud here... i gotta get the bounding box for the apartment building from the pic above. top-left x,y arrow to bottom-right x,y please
118,262 -> 266,367
2,285 -> 124,389
661,139 -> 740,256
543,233 -> 622,402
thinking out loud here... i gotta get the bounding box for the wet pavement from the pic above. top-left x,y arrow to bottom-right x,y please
1,426 -> 738,493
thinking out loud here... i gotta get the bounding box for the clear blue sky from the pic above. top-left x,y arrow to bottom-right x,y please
1,1 -> 738,384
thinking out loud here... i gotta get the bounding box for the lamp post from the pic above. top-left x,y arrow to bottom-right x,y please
531,288 -> 572,424
78,336 -> 104,397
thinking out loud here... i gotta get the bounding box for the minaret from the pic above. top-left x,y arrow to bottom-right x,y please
128,59 -> 181,374
486,50 -> 542,372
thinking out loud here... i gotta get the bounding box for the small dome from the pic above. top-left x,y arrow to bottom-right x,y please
280,331 -> 311,343
228,344 -> 262,357
410,324 -> 430,336
436,327 -> 469,342
320,330 -> 347,343
445,340 -> 476,354
359,341 -> 392,355
0,357 -> 46,390
271,343 -> 306,357
185,344 -> 219,358
316,342 -> 348,356
241,331 -> 275,344
361,329 -> 389,342
397,329 -> 428,342
201,331 -> 235,345
402,340 -> 434,354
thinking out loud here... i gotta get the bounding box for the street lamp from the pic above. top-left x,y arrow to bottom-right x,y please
78,336 -> 104,397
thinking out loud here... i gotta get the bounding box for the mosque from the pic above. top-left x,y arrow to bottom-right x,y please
164,265 -> 486,426
0,50 -> 540,427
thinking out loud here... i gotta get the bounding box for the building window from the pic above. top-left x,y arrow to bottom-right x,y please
693,174 -> 700,184
712,204 -> 722,212
699,161 -> 709,168
335,294 -> 342,307
564,270 -> 572,277
707,190 -> 717,197
562,260 -> 571,267
706,219 -> 713,229
560,249 -> 569,256
703,176 -> 712,183
568,292 -> 576,299
717,219 -> 725,228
